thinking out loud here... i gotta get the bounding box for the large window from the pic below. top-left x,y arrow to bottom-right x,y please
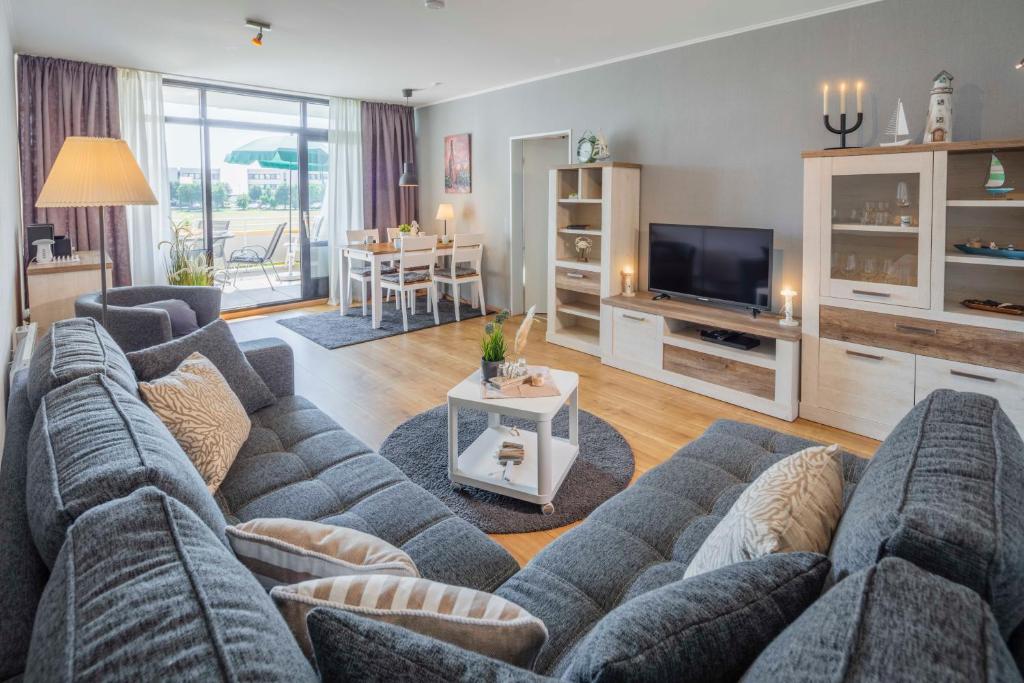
163,82 -> 329,311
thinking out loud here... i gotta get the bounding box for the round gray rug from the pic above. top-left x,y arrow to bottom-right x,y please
379,404 -> 634,533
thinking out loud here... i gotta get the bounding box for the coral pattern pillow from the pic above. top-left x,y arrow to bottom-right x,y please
271,575 -> 548,668
227,519 -> 419,589
138,352 -> 250,493
684,444 -> 844,579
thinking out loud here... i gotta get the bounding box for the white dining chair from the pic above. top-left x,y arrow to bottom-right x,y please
433,233 -> 486,322
380,235 -> 439,332
344,229 -> 391,316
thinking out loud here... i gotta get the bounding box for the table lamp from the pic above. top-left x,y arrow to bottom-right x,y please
435,203 -> 455,240
35,137 -> 158,326
779,288 -> 799,327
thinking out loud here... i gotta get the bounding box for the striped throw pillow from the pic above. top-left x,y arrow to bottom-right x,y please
271,575 -> 548,667
684,444 -> 845,579
227,519 -> 418,589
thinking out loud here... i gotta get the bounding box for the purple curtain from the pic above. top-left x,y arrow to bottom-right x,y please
18,55 -> 131,286
361,101 -> 417,239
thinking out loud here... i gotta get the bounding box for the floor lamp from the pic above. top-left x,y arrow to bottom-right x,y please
35,137 -> 158,326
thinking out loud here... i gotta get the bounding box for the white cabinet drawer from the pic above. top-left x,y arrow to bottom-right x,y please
826,280 -> 930,309
915,356 -> 1024,428
611,307 -> 661,367
818,338 -> 916,427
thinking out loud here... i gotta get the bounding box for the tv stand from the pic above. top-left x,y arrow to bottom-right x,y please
600,292 -> 801,421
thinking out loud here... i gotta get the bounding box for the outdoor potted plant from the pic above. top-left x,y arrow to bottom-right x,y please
480,310 -> 510,380
160,222 -> 214,286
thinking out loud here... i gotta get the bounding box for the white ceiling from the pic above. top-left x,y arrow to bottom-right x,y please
10,0 -> 874,106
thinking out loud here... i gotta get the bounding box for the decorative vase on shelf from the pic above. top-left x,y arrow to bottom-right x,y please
574,236 -> 593,262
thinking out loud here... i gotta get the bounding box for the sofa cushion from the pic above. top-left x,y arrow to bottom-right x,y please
743,558 -> 1022,682
135,298 -> 200,336
26,374 -> 228,566
25,487 -> 317,682
0,372 -> 48,680
273,575 -> 548,667
27,317 -> 138,411
829,389 -> 1024,638
227,518 -> 419,588
685,444 -> 843,578
495,420 -> 867,676
218,395 -> 519,593
563,552 -> 830,683
307,608 -> 556,683
139,352 -> 251,493
128,319 -> 277,414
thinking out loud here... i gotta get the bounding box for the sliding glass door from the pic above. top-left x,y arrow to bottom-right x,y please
163,82 -> 329,310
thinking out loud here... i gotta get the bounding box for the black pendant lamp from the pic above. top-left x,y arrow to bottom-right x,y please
399,88 -> 418,187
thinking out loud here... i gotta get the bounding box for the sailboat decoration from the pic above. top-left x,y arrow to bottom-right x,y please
880,99 -> 912,146
985,154 -> 1015,196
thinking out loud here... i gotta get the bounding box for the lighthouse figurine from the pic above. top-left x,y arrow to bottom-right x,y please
924,71 -> 953,143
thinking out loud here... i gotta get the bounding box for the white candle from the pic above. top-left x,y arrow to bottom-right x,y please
823,84 -> 829,116
856,81 -> 863,113
840,82 -> 847,115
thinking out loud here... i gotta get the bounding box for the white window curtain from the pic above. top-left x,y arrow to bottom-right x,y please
117,68 -> 170,285
326,96 -> 363,304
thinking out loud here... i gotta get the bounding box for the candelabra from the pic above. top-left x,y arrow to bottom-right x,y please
824,111 -> 864,150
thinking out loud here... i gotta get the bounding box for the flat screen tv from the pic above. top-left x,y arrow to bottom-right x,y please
648,223 -> 773,311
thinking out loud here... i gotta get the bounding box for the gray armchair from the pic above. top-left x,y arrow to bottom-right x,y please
74,286 -> 222,352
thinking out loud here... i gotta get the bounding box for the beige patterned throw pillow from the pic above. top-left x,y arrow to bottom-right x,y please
684,444 -> 844,579
138,352 -> 250,493
227,518 -> 419,589
271,575 -> 548,667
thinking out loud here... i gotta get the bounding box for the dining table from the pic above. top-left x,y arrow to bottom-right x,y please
340,238 -> 455,329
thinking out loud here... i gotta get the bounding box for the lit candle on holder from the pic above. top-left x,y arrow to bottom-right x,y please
856,81 -> 863,113
779,288 -> 799,327
839,82 -> 847,115
823,83 -> 829,116
621,266 -> 636,297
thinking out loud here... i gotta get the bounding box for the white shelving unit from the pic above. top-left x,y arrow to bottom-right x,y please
546,163 -> 640,357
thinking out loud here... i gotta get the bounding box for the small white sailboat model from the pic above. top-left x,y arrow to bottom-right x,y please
985,154 -> 1015,196
880,99 -> 912,146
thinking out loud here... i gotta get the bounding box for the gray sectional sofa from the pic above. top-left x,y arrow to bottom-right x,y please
2,317 -> 1023,681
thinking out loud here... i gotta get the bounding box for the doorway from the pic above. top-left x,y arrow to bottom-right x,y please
509,131 -> 572,315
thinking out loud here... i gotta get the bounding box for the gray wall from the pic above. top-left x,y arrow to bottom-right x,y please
415,0 -> 1024,313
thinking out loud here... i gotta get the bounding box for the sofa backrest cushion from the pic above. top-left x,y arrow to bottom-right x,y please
0,371 -> 49,680
828,389 -> 1024,638
27,317 -> 138,412
562,552 -> 830,683
24,487 -> 317,682
127,319 -> 276,414
743,557 -> 1022,682
26,373 -> 228,567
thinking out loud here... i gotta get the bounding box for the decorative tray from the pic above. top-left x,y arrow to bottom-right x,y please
961,299 -> 1024,316
954,244 -> 1024,260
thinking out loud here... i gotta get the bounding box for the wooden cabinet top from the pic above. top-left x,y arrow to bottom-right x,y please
27,250 -> 111,275
552,162 -> 641,170
604,293 -> 803,341
802,137 -> 1024,159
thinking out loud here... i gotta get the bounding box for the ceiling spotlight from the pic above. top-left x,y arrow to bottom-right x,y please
1017,58 -> 1024,70
425,0 -> 446,9
246,20 -> 271,47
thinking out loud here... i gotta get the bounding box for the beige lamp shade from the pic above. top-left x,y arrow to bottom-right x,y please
435,203 -> 455,221
36,136 -> 157,208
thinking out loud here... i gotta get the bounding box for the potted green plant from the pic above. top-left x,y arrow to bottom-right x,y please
480,310 -> 510,380
160,221 -> 214,286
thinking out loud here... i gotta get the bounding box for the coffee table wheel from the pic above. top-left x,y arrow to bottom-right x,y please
541,503 -> 555,516
451,482 -> 465,492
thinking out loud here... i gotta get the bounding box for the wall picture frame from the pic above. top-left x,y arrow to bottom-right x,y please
444,133 -> 471,194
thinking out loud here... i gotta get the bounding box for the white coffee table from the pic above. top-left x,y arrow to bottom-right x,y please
447,369 -> 579,515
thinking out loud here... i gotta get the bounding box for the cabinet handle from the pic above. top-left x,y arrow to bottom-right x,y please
622,314 -> 646,322
895,324 -> 938,336
565,272 -> 585,279
950,369 -> 997,383
845,349 -> 885,361
852,289 -> 891,298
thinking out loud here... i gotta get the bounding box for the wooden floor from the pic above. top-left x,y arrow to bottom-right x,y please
228,303 -> 880,567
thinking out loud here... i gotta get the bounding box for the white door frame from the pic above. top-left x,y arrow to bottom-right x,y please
508,129 -> 573,315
